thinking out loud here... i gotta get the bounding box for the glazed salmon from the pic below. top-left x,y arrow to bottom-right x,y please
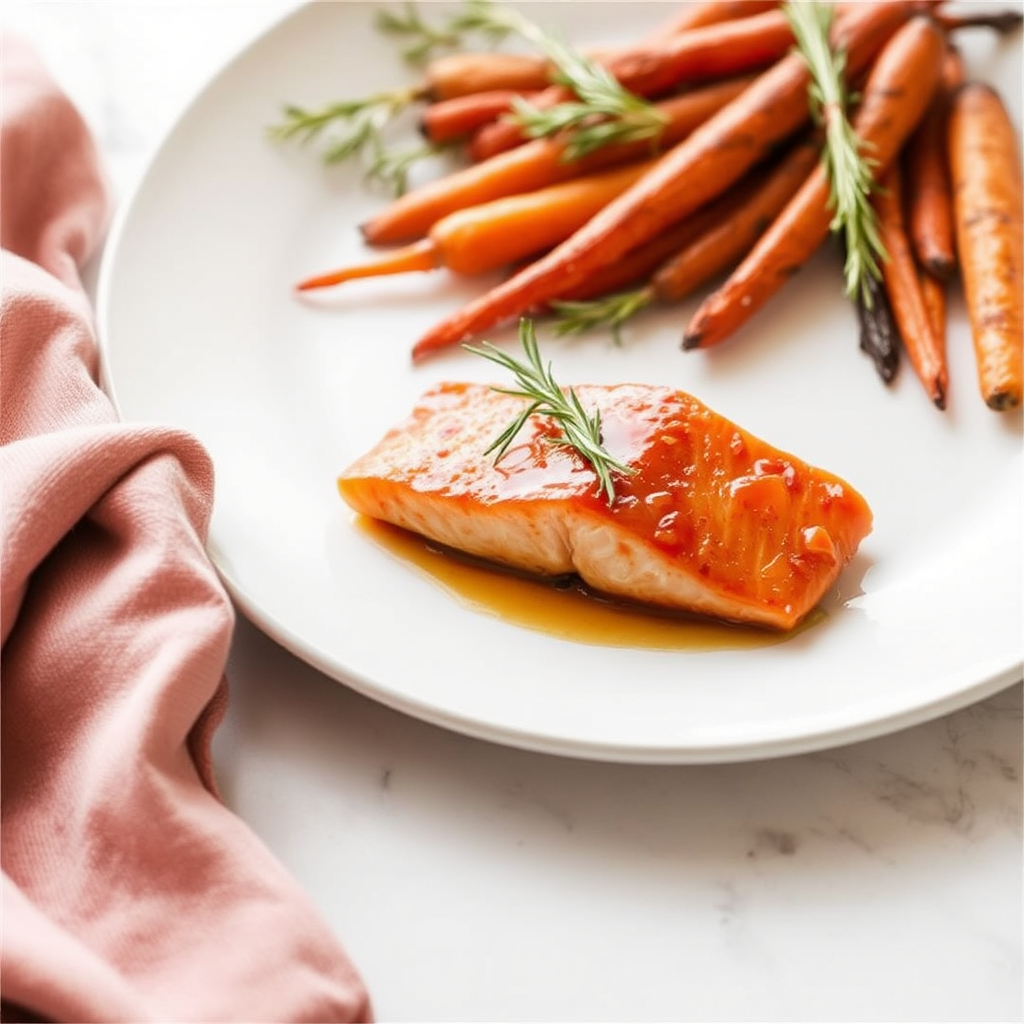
338,382 -> 873,630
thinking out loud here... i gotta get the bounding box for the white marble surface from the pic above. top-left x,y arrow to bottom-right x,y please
4,2 -> 1022,1020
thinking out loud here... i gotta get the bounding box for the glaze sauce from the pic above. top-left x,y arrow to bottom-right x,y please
354,516 -> 819,651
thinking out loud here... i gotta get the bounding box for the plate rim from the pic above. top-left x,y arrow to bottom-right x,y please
95,0 -> 1024,764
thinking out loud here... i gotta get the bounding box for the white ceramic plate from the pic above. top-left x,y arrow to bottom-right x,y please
98,1 -> 1022,763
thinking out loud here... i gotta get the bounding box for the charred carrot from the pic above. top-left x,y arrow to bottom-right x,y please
935,8 -> 1024,34
430,0 -> 779,154
874,163 -> 948,407
609,8 -> 799,100
296,159 -> 658,290
682,15 -> 946,353
904,47 -> 965,281
646,137 -> 821,305
365,78 -> 752,245
948,81 -> 1024,411
645,0 -> 781,40
427,2 -> 781,101
412,1 -> 932,360
551,137 -> 821,335
470,8 -> 802,161
855,272 -> 902,383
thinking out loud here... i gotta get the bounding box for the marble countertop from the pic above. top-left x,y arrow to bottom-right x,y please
4,2 -> 1021,1020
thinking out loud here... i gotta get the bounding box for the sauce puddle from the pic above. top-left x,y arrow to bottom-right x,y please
354,516 -> 819,651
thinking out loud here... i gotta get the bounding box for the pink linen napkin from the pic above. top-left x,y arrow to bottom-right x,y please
1,36 -> 371,1023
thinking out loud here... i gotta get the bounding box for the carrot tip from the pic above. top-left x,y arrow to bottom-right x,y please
295,276 -> 335,292
681,333 -> 702,351
986,390 -> 1022,412
922,256 -> 956,282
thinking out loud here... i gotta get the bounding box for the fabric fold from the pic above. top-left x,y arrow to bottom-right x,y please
1,32 -> 371,1023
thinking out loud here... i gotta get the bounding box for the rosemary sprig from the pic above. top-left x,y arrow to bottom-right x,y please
377,0 -> 516,65
464,319 -> 636,505
433,0 -> 667,158
784,0 -> 886,305
366,140 -> 448,196
551,288 -> 654,344
503,16 -> 667,158
268,87 -> 436,194
375,3 -> 464,65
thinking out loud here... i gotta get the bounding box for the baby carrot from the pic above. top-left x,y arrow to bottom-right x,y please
918,268 -> 947,352
934,8 -> 1024,34
420,89 -> 535,146
948,81 -> 1024,411
649,137 -> 821,304
296,160 -> 658,290
904,47 -> 965,281
412,1 -> 930,360
645,0 -> 780,40
428,2 -> 781,101
550,137 -> 821,333
423,52 -> 552,101
855,272 -> 902,384
364,78 -> 752,245
470,8 -> 800,161
609,8 -> 798,100
874,163 -> 948,408
682,15 -> 946,352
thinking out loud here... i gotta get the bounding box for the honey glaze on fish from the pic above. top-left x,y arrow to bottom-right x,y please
339,382 -> 873,631
354,516 -> 822,651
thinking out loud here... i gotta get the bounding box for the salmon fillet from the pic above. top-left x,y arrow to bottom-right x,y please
338,382 -> 873,630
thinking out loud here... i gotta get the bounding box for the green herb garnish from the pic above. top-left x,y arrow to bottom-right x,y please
464,319 -> 636,505
785,0 -> 886,305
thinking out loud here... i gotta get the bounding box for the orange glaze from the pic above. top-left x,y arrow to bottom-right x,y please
339,382 -> 874,630
594,388 -> 871,620
354,515 -> 822,651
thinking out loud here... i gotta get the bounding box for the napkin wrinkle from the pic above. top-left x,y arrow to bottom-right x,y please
1,33 -> 372,1024
0,33 -> 110,288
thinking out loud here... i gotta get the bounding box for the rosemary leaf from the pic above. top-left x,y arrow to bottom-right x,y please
365,140 -> 447,195
267,86 -> 435,195
551,289 -> 654,344
784,0 -> 886,305
375,2 -> 465,65
449,0 -> 666,155
464,319 -> 636,505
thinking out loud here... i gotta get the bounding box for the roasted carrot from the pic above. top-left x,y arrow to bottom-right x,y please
948,81 -> 1024,411
412,1 -> 931,360
296,159 -> 658,290
935,8 -> 1024,34
425,1 -> 780,114
904,47 -> 965,281
644,0 -> 781,40
420,89 -> 536,145
364,78 -> 753,245
423,52 -> 552,101
874,163 -> 948,407
682,15 -> 946,353
608,8 -> 799,100
549,137 -> 821,333
855,272 -> 902,383
646,137 -> 822,304
918,267 -> 947,350
468,86 -> 571,162
470,8 -> 801,162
